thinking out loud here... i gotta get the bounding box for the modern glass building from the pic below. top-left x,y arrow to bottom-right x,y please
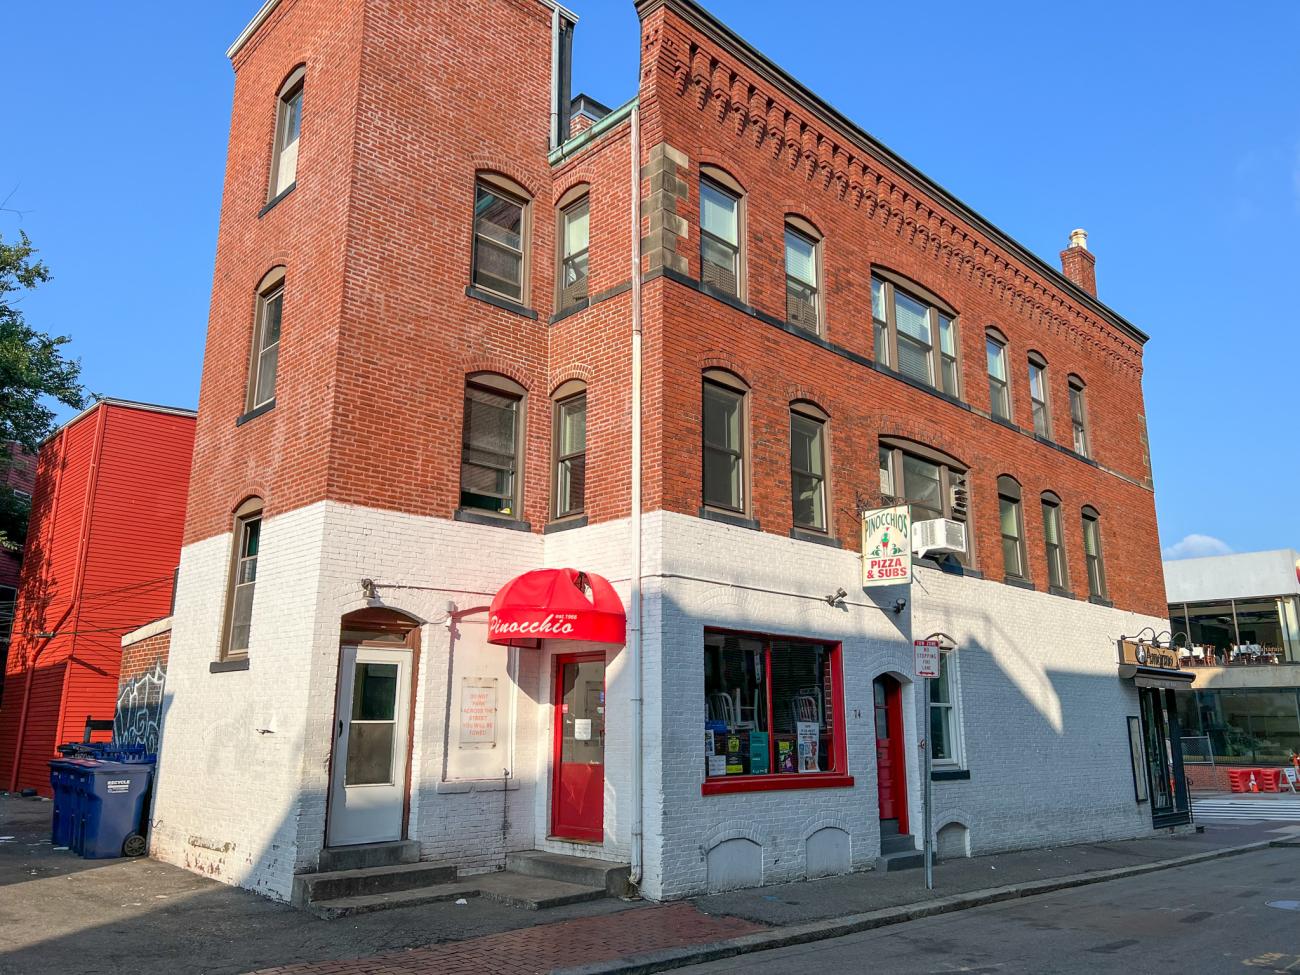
1165,549 -> 1300,767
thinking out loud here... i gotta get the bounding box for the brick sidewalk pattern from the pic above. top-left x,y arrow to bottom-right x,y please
244,902 -> 763,975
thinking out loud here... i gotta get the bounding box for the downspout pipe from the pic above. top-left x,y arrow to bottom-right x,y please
628,105 -> 644,889
549,8 -> 560,150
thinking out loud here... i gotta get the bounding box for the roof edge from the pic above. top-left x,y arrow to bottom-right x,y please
227,0 -> 578,61
122,616 -> 174,648
636,0 -> 1149,347
47,398 -> 197,446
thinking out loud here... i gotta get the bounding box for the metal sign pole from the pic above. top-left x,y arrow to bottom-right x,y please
923,676 -> 933,890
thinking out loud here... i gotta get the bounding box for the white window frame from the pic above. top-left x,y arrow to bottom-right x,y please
929,647 -> 965,769
268,67 -> 305,201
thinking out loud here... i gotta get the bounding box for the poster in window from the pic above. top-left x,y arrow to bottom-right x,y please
1127,715 -> 1148,803
796,721 -> 820,773
459,677 -> 498,749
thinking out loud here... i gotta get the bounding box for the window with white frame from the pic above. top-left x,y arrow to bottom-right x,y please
1068,375 -> 1090,458
268,67 -> 304,200
929,648 -> 963,766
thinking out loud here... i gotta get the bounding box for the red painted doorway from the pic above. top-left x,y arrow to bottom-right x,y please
551,653 -> 606,842
873,675 -> 908,834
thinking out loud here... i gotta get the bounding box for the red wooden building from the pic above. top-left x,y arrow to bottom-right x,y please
0,399 -> 195,794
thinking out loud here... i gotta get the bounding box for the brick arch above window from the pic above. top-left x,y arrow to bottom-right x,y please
697,160 -> 746,196
549,366 -> 594,397
871,265 -> 957,317
996,474 -> 1021,500
231,494 -> 265,518
784,212 -> 823,241
555,181 -> 590,211
702,365 -> 749,393
789,398 -> 829,421
468,158 -> 539,201
275,63 -> 306,100
460,356 -> 532,392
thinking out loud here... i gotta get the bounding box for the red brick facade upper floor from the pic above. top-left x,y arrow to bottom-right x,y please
187,0 -> 1166,617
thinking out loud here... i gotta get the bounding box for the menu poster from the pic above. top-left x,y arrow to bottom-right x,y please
796,721 -> 820,773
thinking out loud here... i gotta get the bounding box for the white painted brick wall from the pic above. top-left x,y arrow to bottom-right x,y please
152,503 -> 1168,903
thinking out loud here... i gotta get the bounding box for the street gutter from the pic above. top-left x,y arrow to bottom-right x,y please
554,840 -> 1282,975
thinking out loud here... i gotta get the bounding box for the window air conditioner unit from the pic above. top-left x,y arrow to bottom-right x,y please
912,518 -> 967,559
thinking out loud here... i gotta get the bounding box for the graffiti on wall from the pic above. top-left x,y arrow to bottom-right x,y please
114,661 -> 166,754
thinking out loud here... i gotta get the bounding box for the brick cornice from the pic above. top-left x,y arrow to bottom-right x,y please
638,0 -> 1148,379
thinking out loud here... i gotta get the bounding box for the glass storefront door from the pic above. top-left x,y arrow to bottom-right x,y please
1139,686 -> 1190,826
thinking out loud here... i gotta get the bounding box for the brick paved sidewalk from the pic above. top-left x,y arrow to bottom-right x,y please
244,903 -> 762,975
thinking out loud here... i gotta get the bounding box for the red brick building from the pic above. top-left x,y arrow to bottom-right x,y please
151,0 -> 1183,904
0,400 -> 195,794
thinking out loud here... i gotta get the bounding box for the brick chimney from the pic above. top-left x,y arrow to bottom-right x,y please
1059,228 -> 1096,296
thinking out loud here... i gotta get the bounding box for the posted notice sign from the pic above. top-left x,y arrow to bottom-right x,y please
862,505 -> 912,588
914,639 -> 941,679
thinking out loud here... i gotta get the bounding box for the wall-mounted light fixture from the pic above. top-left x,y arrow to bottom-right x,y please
825,587 -> 848,606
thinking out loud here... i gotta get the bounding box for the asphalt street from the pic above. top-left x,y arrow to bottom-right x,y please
677,846 -> 1300,974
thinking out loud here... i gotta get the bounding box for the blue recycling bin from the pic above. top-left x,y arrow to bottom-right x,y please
75,760 -> 155,859
47,759 -> 82,848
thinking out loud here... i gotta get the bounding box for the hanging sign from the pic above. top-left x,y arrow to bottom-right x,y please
861,505 -> 912,588
914,639 -> 941,679
1117,640 -> 1180,671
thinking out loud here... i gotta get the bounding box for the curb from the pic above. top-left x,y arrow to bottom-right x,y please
554,841 -> 1278,975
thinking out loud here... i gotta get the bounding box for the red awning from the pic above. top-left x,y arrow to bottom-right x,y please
487,568 -> 626,646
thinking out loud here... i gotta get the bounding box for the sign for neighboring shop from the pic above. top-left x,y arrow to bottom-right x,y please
1117,640 -> 1180,671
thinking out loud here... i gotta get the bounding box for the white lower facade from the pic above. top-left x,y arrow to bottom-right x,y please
150,501 -> 1170,902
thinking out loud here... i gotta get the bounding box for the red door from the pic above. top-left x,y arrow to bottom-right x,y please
873,676 -> 908,833
551,654 -> 605,842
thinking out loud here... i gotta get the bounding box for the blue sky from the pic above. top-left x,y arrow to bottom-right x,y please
5,2 -> 1299,559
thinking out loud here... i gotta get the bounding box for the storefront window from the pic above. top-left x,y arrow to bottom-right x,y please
1176,597 -> 1300,665
1176,688 -> 1300,765
703,630 -> 843,784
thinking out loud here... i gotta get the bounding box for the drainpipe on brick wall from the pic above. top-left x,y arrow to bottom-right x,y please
628,104 -> 644,890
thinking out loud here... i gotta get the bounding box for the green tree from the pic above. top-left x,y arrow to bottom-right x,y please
0,231 -> 87,549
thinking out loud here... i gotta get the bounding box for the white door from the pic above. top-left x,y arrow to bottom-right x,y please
327,645 -> 412,847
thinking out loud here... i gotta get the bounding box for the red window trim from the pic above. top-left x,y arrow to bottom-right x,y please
701,629 -> 851,796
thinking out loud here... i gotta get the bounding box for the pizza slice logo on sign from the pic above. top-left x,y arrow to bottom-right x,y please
861,504 -> 912,588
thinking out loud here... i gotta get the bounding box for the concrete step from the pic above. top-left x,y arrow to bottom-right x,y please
880,833 -> 916,855
475,871 -> 609,910
879,819 -> 901,836
506,851 -> 632,897
291,861 -> 459,907
308,883 -> 481,920
317,840 -> 420,872
875,849 -> 925,873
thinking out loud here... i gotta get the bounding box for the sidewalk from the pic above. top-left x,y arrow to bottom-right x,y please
2,791 -> 1296,975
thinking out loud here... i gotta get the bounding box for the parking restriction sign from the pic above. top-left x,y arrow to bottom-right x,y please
914,639 -> 940,679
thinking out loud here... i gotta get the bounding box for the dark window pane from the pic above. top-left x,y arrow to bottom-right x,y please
352,662 -> 398,721
345,722 -> 395,785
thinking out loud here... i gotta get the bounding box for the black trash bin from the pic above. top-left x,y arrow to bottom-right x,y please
77,760 -> 155,859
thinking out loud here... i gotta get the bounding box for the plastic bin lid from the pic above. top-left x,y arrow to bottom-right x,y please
86,760 -> 156,774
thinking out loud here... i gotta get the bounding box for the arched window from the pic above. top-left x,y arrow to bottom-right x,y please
870,269 -> 960,398
268,66 -> 305,201
461,373 -> 526,518
878,437 -> 971,565
1081,505 -> 1107,599
702,368 -> 749,514
552,379 -> 587,519
1040,491 -> 1067,591
224,496 -> 264,660
246,267 -> 285,414
1027,351 -> 1051,439
784,215 -> 822,334
1068,375 -> 1090,458
790,401 -> 828,533
699,166 -> 745,299
997,475 -> 1027,581
472,173 -> 532,304
985,328 -> 1010,421
556,184 -> 590,312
